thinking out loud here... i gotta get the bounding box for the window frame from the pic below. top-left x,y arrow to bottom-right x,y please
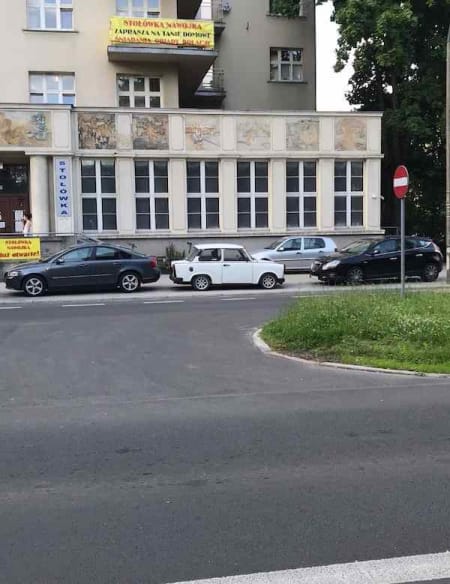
334,160 -> 365,228
268,0 -> 304,17
29,72 -> 76,105
270,47 -> 304,82
81,159 -> 117,233
237,161 -> 269,230
134,159 -> 170,232
26,0 -> 74,30
286,160 -> 317,229
187,160 -> 220,231
117,74 -> 162,109
116,0 -> 160,18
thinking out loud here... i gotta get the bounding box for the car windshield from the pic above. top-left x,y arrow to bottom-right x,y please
264,239 -> 285,250
339,241 -> 373,254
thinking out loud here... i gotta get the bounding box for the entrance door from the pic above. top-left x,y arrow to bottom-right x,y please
0,196 -> 27,234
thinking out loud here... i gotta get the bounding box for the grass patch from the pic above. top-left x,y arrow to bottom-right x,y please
261,291 -> 450,374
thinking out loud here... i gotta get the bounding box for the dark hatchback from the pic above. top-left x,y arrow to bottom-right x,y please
310,237 -> 443,284
4,243 -> 160,297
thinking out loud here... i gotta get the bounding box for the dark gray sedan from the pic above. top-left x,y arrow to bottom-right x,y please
4,244 -> 160,297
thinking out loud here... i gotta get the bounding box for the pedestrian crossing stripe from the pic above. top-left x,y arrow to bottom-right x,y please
169,551 -> 450,584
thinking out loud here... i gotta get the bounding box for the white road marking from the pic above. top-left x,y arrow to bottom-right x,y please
143,300 -> 185,305
61,303 -> 106,308
169,552 -> 450,584
221,297 -> 256,302
0,306 -> 23,310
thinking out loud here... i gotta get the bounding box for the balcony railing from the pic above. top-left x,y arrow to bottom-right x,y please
199,67 -> 225,93
196,0 -> 225,23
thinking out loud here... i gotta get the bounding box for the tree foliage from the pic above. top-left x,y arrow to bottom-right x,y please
272,0 -> 450,242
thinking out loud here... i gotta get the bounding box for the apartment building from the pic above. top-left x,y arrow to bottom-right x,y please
0,0 -> 382,253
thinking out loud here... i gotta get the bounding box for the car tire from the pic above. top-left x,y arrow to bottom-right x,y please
192,274 -> 211,292
23,275 -> 46,297
118,271 -> 141,293
421,263 -> 439,282
346,266 -> 364,285
259,272 -> 278,290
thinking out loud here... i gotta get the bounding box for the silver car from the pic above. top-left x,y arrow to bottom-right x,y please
252,236 -> 337,272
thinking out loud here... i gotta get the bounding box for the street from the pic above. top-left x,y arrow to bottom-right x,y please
1,297 -> 450,583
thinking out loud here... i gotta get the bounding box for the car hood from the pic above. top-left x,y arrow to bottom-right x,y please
6,261 -> 43,272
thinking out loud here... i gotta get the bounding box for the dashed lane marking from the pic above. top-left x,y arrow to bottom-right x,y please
221,297 -> 257,302
168,552 -> 450,584
0,306 -> 23,310
61,303 -> 106,308
143,300 -> 185,305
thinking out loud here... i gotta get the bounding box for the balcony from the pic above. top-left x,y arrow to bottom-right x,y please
181,67 -> 226,108
108,16 -> 218,92
196,0 -> 226,36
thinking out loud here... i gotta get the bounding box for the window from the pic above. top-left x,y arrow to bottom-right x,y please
282,238 -> 302,251
373,240 -> 400,254
135,160 -> 169,230
94,247 -> 122,260
270,48 -> 303,82
223,249 -> 248,262
116,0 -> 160,17
117,75 -> 161,108
60,247 -> 93,263
286,161 -> 317,228
304,237 -> 325,250
27,0 -> 73,30
29,73 -> 75,105
81,160 -> 117,232
269,0 -> 304,16
198,249 -> 222,262
187,161 -> 220,230
237,161 -> 269,229
334,160 -> 364,227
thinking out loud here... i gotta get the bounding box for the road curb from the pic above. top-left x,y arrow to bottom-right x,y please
252,329 -> 450,378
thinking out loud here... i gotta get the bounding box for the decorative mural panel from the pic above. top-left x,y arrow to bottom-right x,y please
185,116 -> 221,151
78,113 -> 116,150
132,114 -> 169,150
0,110 -> 51,147
286,118 -> 319,151
237,117 -> 271,151
335,117 -> 367,151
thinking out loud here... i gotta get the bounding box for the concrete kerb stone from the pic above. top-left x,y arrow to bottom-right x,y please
252,328 -> 450,379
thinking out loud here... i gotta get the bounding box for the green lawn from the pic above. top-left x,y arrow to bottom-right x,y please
261,291 -> 450,374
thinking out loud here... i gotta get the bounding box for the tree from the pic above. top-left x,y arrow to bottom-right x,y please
272,0 -> 450,243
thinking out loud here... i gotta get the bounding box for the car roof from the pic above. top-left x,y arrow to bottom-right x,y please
193,243 -> 245,250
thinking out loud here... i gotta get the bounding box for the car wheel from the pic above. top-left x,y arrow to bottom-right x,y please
346,266 -> 364,285
192,274 -> 211,292
23,275 -> 46,297
421,263 -> 439,282
259,273 -> 277,290
118,272 -> 141,293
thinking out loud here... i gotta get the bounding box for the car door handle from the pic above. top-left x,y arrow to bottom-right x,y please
389,257 -> 398,261
416,254 -> 423,257
223,264 -> 230,267
296,252 -> 302,255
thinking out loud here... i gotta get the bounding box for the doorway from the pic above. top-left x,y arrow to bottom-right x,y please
0,163 -> 29,234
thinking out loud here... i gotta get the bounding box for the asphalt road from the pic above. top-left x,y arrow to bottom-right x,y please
1,297 -> 450,583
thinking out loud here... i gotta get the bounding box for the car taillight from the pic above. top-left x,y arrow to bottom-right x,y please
149,256 -> 157,269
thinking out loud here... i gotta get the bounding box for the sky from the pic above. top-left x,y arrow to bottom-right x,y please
316,1 -> 353,111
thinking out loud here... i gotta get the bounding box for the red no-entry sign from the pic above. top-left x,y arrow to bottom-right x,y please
393,165 -> 409,199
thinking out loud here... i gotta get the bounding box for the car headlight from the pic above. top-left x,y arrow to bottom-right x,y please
322,260 -> 340,270
7,271 -> 19,278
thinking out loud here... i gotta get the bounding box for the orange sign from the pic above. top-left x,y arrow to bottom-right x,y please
109,17 -> 215,49
0,238 -> 41,261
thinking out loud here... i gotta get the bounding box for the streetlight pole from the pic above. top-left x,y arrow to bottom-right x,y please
446,24 -> 450,282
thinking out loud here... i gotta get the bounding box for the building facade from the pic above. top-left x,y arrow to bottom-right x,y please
0,0 -> 382,255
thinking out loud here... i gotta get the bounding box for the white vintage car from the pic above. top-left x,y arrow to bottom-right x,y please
170,243 -> 285,291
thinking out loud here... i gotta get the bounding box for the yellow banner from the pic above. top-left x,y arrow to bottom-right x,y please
0,238 -> 41,261
109,17 -> 215,49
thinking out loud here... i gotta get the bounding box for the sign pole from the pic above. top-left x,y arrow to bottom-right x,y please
446,24 -> 450,283
393,165 -> 409,298
400,197 -> 405,298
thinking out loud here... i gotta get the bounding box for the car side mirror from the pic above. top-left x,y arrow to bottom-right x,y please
56,258 -> 65,265
371,250 -> 380,256
278,247 -> 285,252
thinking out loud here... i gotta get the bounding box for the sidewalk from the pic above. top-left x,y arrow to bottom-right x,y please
0,271 -> 448,305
